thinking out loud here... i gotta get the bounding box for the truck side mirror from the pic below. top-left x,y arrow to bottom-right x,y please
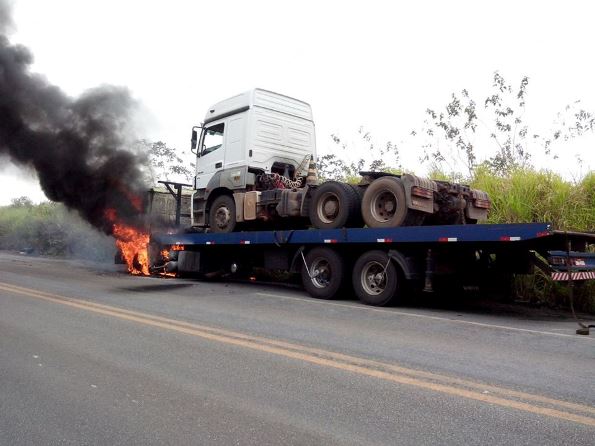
190,128 -> 198,153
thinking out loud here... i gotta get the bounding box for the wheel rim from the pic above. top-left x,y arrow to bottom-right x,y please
316,192 -> 340,224
214,205 -> 231,229
370,190 -> 397,223
360,261 -> 386,295
309,257 -> 332,288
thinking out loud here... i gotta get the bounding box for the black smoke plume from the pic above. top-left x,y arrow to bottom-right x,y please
0,0 -> 148,234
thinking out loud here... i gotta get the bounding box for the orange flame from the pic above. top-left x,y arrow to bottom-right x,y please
158,248 -> 177,277
113,224 -> 150,275
161,271 -> 177,278
105,208 -> 150,276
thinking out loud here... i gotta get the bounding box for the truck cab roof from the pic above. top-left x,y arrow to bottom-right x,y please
204,88 -> 313,124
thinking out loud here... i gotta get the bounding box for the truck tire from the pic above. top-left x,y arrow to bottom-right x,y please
352,250 -> 403,306
309,181 -> 359,229
348,184 -> 365,227
208,194 -> 236,233
301,247 -> 345,299
361,177 -> 423,228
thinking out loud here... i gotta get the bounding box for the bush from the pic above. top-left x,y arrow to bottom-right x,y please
0,201 -> 115,262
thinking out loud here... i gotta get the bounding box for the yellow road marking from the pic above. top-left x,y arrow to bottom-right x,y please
1,281 -> 594,427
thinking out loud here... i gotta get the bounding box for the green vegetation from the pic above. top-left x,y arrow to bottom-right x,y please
0,198 -> 114,261
468,167 -> 594,232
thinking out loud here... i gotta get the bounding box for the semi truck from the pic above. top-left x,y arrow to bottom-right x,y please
188,89 -> 490,233
144,89 -> 595,308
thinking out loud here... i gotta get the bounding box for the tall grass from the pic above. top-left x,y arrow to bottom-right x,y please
472,167 -> 594,232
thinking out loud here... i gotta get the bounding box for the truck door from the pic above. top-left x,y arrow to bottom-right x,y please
223,115 -> 246,168
196,122 -> 225,189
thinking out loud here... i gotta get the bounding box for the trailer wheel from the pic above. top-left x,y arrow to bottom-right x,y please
361,177 -> 422,228
352,250 -> 402,306
209,194 -> 236,233
309,181 -> 359,229
301,247 -> 345,299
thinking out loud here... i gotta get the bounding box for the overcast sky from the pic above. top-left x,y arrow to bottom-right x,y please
1,0 -> 594,204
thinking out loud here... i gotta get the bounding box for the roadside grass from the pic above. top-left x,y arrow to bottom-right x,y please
472,167 -> 594,232
0,202 -> 114,261
514,270 -> 595,313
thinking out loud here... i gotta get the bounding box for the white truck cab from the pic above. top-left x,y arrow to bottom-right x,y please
193,89 -> 316,189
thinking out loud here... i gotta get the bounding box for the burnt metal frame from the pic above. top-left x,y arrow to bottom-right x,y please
158,181 -> 192,227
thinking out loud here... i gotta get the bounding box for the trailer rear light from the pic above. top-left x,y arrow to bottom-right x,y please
411,186 -> 433,199
438,237 -> 458,242
323,239 -> 338,244
550,256 -> 586,267
549,256 -> 566,266
549,256 -> 587,266
376,238 -> 393,243
473,198 -> 491,209
499,236 -> 521,241
536,231 -> 550,237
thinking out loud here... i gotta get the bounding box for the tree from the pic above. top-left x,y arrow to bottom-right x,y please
10,196 -> 33,207
133,140 -> 195,185
413,72 -> 595,177
318,127 -> 400,182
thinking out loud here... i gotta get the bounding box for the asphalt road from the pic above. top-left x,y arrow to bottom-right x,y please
1,252 -> 594,445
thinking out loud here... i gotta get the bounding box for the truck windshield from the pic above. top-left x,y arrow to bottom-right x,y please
201,123 -> 224,156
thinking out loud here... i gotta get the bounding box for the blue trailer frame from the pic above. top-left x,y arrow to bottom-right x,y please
154,223 -> 560,246
150,223 -> 595,306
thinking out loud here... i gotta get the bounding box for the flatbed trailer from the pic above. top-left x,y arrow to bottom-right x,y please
150,223 -> 595,306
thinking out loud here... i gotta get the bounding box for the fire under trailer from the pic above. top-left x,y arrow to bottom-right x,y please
150,222 -> 595,307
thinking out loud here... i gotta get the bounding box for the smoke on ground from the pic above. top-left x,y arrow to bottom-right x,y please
0,0 -> 149,234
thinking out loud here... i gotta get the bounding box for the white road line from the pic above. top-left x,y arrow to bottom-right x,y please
255,292 -> 593,341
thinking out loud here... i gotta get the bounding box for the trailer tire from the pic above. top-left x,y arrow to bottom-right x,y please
309,181 -> 359,229
301,247 -> 345,299
208,194 -> 236,233
361,177 -> 422,228
352,250 -> 403,306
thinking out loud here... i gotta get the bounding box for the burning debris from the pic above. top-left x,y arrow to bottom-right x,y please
106,209 -> 150,275
114,226 -> 151,276
0,0 -> 151,274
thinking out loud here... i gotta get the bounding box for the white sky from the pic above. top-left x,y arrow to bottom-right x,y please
1,0 -> 594,204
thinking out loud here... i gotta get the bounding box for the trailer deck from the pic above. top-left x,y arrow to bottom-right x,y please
154,222 -> 591,245
150,223 -> 594,306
